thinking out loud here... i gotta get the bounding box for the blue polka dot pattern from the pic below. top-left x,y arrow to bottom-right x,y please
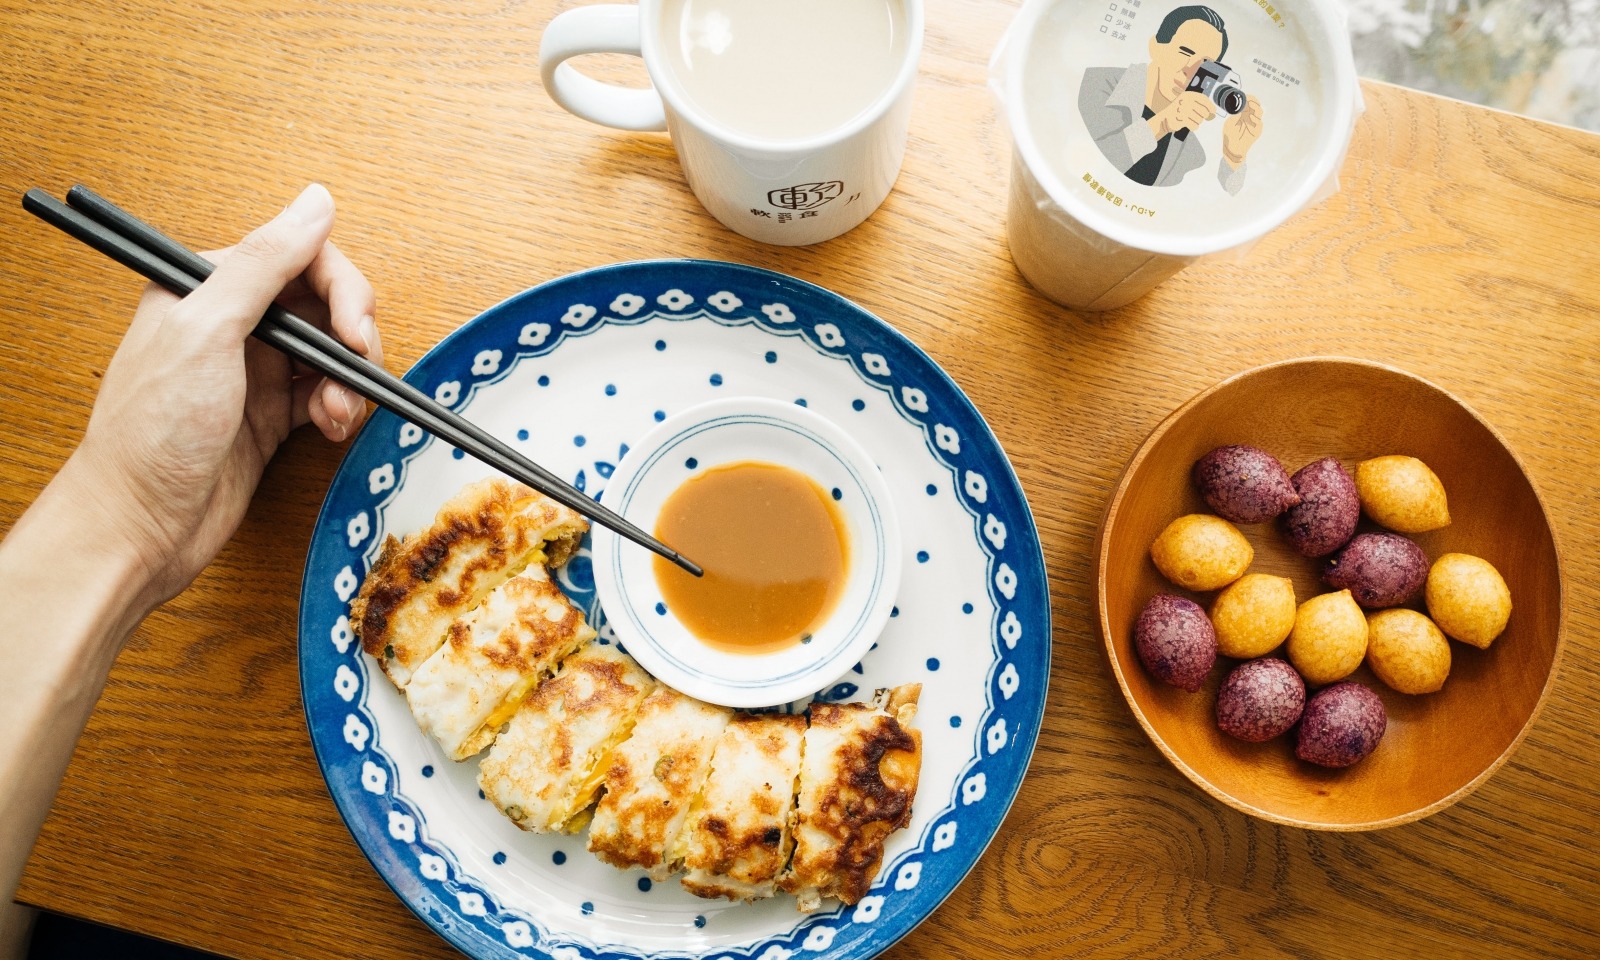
686,457 -> 698,469
493,852 -> 506,865
552,851 -> 567,865
581,902 -> 594,916
574,435 -> 587,447
605,384 -> 617,396
295,262 -> 1056,960
478,789 -> 485,799
852,399 -> 865,411
654,410 -> 666,422
538,375 -> 549,386
831,487 -> 842,500
927,658 -> 941,671
917,550 -> 930,563
655,340 -> 666,351
695,916 -> 707,929
710,373 -> 723,386
891,606 -> 899,617
638,877 -> 653,892
516,429 -> 529,441
421,765 -> 434,777
655,602 -> 667,615
764,351 -> 777,363
963,602 -> 973,614
794,398 -> 807,406
926,483 -> 937,495
451,449 -> 464,460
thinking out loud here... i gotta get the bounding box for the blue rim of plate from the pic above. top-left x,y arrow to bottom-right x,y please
297,260 -> 1051,960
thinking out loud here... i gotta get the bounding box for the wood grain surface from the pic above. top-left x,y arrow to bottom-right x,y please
2,1 -> 1598,958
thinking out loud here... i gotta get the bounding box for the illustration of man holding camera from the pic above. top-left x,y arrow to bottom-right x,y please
1078,5 -> 1264,195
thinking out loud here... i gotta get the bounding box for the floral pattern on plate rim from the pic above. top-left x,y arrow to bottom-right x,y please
298,260 -> 1050,960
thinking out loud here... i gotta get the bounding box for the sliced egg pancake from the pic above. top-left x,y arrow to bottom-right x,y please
587,687 -> 733,879
680,712 -> 807,902
779,684 -> 922,911
351,477 -> 588,688
478,642 -> 654,833
404,563 -> 597,761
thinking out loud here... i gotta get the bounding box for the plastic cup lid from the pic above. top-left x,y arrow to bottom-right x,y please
1007,0 -> 1358,257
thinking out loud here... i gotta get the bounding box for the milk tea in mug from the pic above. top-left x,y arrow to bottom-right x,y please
540,0 -> 924,245
662,0 -> 908,140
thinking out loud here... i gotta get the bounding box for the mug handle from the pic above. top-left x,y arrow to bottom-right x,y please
539,4 -> 668,132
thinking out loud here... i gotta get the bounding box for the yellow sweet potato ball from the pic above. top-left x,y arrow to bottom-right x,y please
1426,553 -> 1512,649
1287,590 -> 1369,686
1355,456 -> 1451,533
1149,514 -> 1253,592
1210,573 -> 1297,659
1366,609 -> 1452,694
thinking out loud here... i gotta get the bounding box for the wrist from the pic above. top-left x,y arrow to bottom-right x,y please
15,457 -> 165,626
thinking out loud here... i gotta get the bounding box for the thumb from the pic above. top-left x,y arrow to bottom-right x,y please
173,184 -> 336,343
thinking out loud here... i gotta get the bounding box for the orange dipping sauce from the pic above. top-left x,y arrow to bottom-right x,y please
653,460 -> 850,654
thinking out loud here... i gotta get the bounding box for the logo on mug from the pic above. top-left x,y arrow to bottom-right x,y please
768,181 -> 845,211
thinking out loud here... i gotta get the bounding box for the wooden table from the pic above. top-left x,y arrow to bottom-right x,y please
4,1 -> 1599,957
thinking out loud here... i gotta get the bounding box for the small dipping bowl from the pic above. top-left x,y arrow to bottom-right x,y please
593,396 -> 902,707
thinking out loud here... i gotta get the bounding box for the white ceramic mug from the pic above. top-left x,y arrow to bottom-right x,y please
540,1 -> 923,246
993,0 -> 1360,310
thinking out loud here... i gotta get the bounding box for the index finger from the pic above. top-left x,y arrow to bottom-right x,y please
301,240 -> 382,367
170,185 -> 335,349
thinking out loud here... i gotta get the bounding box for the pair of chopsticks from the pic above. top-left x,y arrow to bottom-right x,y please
21,186 -> 703,577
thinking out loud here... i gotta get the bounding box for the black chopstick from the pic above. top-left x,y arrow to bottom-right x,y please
22,186 -> 703,578
59,186 -> 580,510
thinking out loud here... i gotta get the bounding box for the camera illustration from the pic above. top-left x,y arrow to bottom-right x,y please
1186,59 -> 1247,115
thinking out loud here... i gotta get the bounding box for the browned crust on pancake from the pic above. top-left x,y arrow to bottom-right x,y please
679,879 -> 756,902
477,644 -> 654,833
781,687 -> 923,906
525,646 -> 644,718
459,574 -> 588,674
544,529 -> 580,570
349,479 -> 586,673
587,690 -> 731,874
682,714 -> 806,890
587,749 -> 658,870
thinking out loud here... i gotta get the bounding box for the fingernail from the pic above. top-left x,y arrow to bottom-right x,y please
338,385 -> 363,424
285,184 -> 334,227
359,314 -> 379,356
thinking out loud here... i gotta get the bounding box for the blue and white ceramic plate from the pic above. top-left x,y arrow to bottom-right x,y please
298,260 -> 1050,960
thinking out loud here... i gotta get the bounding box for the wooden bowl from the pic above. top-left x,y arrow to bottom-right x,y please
1095,358 -> 1565,830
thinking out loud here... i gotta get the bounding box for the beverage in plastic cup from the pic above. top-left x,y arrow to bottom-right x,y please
994,0 -> 1360,310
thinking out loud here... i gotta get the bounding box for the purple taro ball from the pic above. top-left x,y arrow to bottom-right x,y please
1215,658 -> 1307,742
1134,594 -> 1217,693
1283,457 -> 1360,557
1323,532 -> 1429,608
1191,445 -> 1302,524
1295,682 -> 1387,768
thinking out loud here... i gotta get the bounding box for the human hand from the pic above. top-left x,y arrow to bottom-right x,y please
62,184 -> 382,605
1222,95 -> 1264,166
1148,91 -> 1216,139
